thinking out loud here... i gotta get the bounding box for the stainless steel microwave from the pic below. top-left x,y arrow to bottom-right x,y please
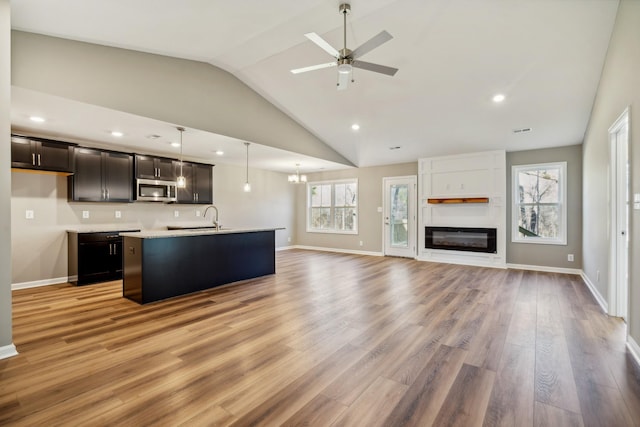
135,178 -> 178,202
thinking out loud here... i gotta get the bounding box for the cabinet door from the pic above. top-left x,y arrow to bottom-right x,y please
10,137 -> 36,168
38,140 -> 74,172
104,152 -> 133,202
110,239 -> 124,276
175,161 -> 195,203
194,164 -> 213,204
157,158 -> 174,180
71,148 -> 104,201
78,240 -> 112,284
135,155 -> 157,179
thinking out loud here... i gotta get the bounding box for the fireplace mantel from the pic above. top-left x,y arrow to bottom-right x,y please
427,197 -> 489,204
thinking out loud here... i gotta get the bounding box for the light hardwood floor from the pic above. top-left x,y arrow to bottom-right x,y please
2,249 -> 640,426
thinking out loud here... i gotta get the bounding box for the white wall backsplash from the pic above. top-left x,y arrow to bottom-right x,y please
419,150 -> 506,267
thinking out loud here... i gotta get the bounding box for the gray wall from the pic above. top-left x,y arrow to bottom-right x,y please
1,0 -> 13,350
11,163 -> 295,285
11,31 -> 352,167
295,162 -> 418,254
506,145 -> 583,269
582,0 -> 640,344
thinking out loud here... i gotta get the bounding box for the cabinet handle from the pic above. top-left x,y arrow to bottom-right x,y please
32,153 -> 35,166
109,244 -> 112,256
102,189 -> 106,199
106,189 -> 110,200
37,154 -> 41,166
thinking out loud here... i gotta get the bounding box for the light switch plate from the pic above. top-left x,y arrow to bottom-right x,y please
174,210 -> 180,218
25,210 -> 34,219
82,210 -> 90,219
634,202 -> 640,210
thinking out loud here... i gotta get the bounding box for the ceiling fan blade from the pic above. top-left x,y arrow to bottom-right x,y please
337,72 -> 350,91
351,30 -> 393,59
352,60 -> 398,76
304,32 -> 339,58
291,62 -> 337,74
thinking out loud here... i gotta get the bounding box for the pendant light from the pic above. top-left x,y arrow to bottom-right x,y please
288,163 -> 307,184
176,126 -> 186,188
243,142 -> 251,192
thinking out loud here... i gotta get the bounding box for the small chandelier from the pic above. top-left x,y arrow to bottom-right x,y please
288,164 -> 307,184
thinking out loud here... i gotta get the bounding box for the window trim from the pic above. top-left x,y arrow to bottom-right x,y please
306,178 -> 358,234
511,161 -> 567,245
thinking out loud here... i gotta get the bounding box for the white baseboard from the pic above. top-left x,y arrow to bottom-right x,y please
12,276 -> 69,291
294,245 -> 383,257
627,336 -> 640,368
0,343 -> 18,360
506,263 -> 582,275
579,271 -> 609,314
276,245 -> 295,251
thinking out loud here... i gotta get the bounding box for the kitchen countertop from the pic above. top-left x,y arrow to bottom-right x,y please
120,227 -> 285,239
67,226 -> 141,233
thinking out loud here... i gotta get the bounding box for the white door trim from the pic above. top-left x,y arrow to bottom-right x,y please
608,106 -> 630,320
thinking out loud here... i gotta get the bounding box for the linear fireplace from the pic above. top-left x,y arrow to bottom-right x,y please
425,226 -> 497,254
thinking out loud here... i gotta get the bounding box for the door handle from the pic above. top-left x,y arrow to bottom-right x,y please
621,231 -> 626,235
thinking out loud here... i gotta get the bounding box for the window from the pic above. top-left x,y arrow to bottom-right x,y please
307,179 -> 358,233
512,162 -> 567,245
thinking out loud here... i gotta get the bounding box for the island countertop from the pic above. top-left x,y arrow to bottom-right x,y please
119,227 -> 284,239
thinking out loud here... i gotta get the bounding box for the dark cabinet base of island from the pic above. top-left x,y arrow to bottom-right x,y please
122,231 -> 275,304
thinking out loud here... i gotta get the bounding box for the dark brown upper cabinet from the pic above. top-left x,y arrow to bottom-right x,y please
11,135 -> 75,173
134,155 -> 175,180
69,148 -> 133,203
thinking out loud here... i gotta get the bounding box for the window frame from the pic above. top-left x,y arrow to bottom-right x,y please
306,179 -> 358,234
511,161 -> 567,245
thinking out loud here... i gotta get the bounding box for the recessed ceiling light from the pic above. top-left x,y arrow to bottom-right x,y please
215,150 -> 224,156
29,116 -> 45,123
492,94 -> 506,103
170,142 -> 181,148
351,124 -> 360,131
111,131 -> 123,137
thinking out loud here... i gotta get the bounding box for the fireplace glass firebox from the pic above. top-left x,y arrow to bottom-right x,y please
425,226 -> 497,254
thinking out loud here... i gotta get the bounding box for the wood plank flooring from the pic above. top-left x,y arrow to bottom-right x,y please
2,249 -> 640,426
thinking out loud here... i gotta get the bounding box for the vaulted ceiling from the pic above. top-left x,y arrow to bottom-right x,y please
10,0 -> 619,172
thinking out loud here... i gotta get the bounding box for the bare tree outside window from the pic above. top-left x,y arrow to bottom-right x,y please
512,162 -> 567,245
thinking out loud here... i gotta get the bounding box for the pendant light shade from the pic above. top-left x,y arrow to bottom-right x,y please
243,142 -> 251,192
288,164 -> 307,184
176,127 -> 186,188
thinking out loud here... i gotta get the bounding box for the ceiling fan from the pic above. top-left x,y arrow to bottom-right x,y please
291,3 -> 398,90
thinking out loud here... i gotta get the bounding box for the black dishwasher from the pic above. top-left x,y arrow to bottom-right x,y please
68,230 -> 138,285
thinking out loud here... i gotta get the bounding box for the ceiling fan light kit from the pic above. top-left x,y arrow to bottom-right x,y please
291,3 -> 398,90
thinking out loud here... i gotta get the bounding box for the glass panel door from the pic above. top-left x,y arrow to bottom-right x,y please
383,176 -> 417,258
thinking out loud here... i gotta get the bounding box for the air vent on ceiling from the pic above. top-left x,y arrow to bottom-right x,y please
146,134 -> 162,140
512,127 -> 532,134
389,146 -> 401,150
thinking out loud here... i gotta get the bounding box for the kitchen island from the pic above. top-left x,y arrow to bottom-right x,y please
120,227 -> 283,304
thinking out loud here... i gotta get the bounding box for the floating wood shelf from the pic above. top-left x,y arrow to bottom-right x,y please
427,197 -> 489,204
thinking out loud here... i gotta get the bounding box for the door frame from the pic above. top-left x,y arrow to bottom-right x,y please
608,106 -> 630,320
382,175 -> 417,258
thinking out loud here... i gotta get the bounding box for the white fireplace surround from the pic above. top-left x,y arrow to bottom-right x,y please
418,150 -> 506,268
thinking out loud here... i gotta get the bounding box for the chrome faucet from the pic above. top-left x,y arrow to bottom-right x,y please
203,205 -> 220,230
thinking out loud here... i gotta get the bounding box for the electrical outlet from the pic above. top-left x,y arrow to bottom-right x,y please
287,237 -> 291,243
174,210 -> 180,218
359,241 -> 363,246
196,210 -> 201,217
25,210 -> 34,219
82,210 -> 90,219
567,254 -> 574,262
596,270 -> 601,282
115,210 -> 121,219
